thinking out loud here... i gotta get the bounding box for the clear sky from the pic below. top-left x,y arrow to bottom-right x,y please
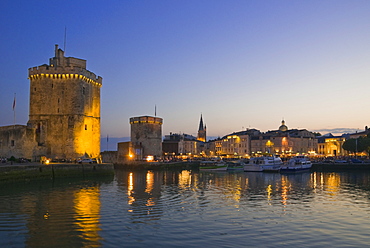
1,0 -> 370,139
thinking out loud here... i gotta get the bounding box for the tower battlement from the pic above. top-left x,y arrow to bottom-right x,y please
28,66 -> 102,86
130,116 -> 163,125
28,44 -> 102,86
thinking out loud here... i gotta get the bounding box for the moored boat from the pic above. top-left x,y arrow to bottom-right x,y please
244,156 -> 282,172
280,155 -> 312,173
199,161 -> 228,171
226,161 -> 245,171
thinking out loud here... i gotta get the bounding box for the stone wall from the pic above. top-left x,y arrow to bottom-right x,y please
0,125 -> 44,160
101,151 -> 118,163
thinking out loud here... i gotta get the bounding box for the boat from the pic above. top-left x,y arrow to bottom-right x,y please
199,161 -> 228,171
280,155 -> 312,173
226,161 -> 245,171
243,156 -> 282,172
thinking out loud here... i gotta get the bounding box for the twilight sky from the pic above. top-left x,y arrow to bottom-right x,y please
1,0 -> 370,140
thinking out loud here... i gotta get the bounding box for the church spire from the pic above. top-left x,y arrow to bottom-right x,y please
198,114 -> 204,131
197,114 -> 206,142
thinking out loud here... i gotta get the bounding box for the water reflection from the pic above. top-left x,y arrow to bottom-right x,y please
0,177 -> 112,248
2,171 -> 370,247
114,170 -> 370,215
74,187 -> 101,245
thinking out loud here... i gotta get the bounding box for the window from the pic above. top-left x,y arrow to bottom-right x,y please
34,87 -> 36,91
85,124 -> 87,130
82,87 -> 85,95
11,140 -> 14,146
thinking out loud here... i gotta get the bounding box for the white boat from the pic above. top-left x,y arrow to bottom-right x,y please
199,161 -> 228,171
280,156 -> 312,173
243,156 -> 282,172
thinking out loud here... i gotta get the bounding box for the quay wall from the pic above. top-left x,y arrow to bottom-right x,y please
0,163 -> 114,182
312,163 -> 370,171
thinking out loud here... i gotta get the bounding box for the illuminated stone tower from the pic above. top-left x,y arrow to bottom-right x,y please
197,114 -> 206,142
130,116 -> 163,160
28,45 -> 102,159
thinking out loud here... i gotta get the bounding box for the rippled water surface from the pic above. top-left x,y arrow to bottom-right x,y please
1,170 -> 370,247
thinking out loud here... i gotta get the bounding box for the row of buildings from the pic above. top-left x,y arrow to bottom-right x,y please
160,119 -> 357,160
1,45 -> 367,163
114,113 -> 368,163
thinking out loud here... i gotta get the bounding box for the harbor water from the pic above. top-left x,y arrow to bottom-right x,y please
1,169 -> 370,247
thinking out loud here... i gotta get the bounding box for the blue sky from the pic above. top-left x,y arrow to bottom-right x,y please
1,0 -> 370,140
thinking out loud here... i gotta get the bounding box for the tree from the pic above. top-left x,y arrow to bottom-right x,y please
343,136 -> 370,155
342,138 -> 357,153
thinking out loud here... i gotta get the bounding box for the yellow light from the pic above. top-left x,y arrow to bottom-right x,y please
146,155 -> 154,162
45,159 -> 50,165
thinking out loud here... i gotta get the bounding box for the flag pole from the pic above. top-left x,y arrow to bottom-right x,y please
106,134 -> 109,151
64,26 -> 67,52
13,93 -> 16,128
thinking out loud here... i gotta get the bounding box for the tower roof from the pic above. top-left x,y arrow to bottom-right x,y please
279,119 -> 288,132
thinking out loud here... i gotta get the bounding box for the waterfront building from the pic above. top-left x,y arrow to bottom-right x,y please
130,116 -> 163,160
317,133 -> 348,156
349,126 -> 370,139
250,120 -> 317,156
162,115 -> 207,158
217,129 -> 259,158
162,133 -> 202,158
0,45 -> 102,161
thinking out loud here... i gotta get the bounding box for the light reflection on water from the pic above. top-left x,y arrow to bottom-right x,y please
1,171 -> 370,247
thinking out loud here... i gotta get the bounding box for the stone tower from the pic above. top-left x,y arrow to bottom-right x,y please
28,45 -> 102,159
197,114 -> 206,142
130,116 -> 163,160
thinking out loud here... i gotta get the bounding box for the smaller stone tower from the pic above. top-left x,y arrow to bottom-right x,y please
197,114 -> 206,142
130,116 -> 163,160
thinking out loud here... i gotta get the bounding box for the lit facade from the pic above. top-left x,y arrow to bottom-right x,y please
317,134 -> 347,156
220,133 -> 250,158
162,133 -> 203,157
250,123 -> 317,156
